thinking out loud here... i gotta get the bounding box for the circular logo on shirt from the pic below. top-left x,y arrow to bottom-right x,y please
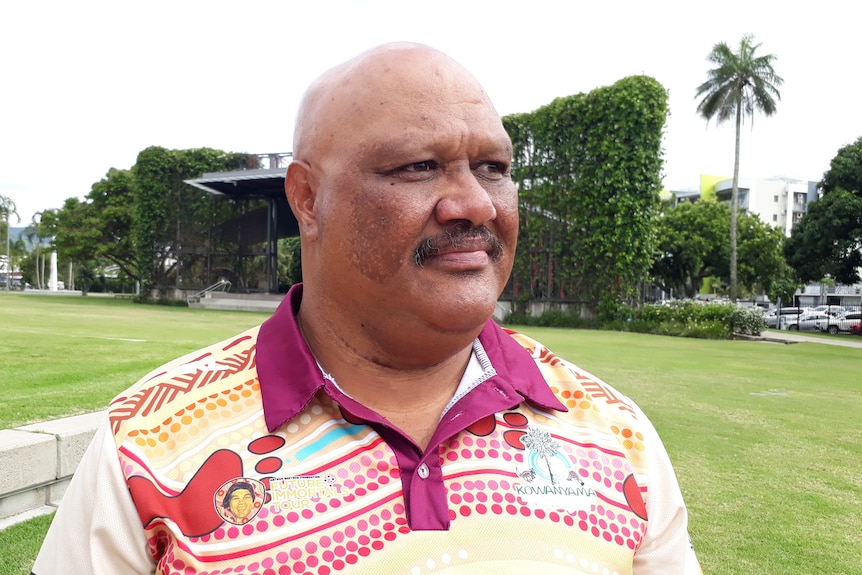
214,477 -> 266,525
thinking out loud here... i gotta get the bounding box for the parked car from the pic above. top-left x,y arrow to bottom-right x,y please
783,311 -> 831,331
816,311 -> 862,334
813,304 -> 847,317
764,307 -> 809,329
850,321 -> 862,336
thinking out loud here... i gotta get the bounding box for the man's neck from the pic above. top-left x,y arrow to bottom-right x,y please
296,306 -> 477,449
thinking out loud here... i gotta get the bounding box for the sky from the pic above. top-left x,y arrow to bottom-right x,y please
2,0 -> 860,225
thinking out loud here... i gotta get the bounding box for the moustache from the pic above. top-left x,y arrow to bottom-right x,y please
413,224 -> 504,267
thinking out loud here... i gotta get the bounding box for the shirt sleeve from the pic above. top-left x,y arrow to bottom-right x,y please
629,401 -> 703,575
31,417 -> 156,575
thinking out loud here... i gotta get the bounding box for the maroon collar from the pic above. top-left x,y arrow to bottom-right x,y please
256,283 -> 565,432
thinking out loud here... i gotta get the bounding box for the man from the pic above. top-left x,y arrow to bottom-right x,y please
33,43 -> 701,574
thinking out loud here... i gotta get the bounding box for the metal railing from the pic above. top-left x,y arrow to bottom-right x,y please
186,279 -> 231,304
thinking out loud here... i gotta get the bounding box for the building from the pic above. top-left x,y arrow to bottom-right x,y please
666,175 -> 861,308
690,175 -> 819,237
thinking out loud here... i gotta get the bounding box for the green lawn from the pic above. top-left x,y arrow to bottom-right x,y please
0,293 -> 271,429
521,328 -> 861,575
2,294 -> 860,574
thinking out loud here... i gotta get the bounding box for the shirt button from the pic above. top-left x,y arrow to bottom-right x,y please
417,463 -> 430,479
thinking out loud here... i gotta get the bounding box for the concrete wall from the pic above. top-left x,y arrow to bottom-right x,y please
0,411 -> 104,528
189,291 -> 283,313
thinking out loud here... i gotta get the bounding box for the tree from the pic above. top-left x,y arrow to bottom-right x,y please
1,194 -> 20,291
819,136 -> 862,196
504,75 -> 669,315
23,212 -> 51,289
651,201 -> 729,298
785,137 -> 862,285
53,169 -> 138,282
736,212 -> 800,301
696,33 -> 783,302
46,147 -> 276,299
53,197 -> 102,270
785,189 -> 862,284
86,168 -> 138,278
75,261 -> 98,296
652,200 -> 797,300
132,146 -> 250,297
278,236 -> 303,291
0,195 -> 18,225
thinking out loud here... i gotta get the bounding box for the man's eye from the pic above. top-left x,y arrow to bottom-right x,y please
401,161 -> 437,172
476,162 -> 509,176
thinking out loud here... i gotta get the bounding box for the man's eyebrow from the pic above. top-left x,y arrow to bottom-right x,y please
361,134 -> 419,157
361,133 -> 514,159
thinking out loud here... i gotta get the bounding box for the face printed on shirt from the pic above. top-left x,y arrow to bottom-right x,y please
215,478 -> 266,525
229,488 -> 255,519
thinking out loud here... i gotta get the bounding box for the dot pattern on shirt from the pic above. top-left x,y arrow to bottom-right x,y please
610,425 -> 645,452
118,329 -> 654,574
142,406 -> 642,574
126,379 -> 259,458
141,410 -> 405,575
447,419 -> 646,551
172,503 -> 410,575
557,387 -> 593,410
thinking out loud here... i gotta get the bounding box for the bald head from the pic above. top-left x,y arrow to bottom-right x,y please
284,42 -> 517,357
292,42 -> 500,166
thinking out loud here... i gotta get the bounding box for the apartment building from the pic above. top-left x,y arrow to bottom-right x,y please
699,175 -> 819,237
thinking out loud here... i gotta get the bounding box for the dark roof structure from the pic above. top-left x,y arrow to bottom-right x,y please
185,156 -> 297,294
187,167 -> 288,199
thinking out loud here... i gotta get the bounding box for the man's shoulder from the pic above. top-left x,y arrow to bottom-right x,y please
501,327 -> 641,420
496,327 -> 575,373
107,326 -> 263,431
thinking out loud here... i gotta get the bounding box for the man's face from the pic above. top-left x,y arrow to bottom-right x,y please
304,50 -> 518,338
228,488 -> 254,519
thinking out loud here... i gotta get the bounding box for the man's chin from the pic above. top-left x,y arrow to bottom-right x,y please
421,294 -> 500,332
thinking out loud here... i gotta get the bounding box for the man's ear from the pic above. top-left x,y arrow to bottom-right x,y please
285,161 -> 319,241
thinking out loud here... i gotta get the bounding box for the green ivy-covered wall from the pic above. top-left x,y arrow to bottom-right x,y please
503,75 -> 669,317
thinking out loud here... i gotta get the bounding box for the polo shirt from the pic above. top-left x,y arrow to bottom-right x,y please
33,284 -> 701,575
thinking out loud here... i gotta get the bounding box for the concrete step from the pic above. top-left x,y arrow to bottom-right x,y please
0,411 -> 105,529
187,292 -> 282,313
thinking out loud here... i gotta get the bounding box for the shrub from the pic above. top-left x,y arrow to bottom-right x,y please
131,296 -> 188,307
505,299 -> 765,340
504,310 -> 600,330
682,320 -> 731,340
630,300 -> 764,338
729,306 -> 767,335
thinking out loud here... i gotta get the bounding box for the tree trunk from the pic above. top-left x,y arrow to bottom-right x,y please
40,252 -> 46,289
730,100 -> 742,302
35,248 -> 41,289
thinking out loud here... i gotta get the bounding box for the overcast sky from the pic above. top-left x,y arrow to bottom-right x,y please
1,0 -> 859,225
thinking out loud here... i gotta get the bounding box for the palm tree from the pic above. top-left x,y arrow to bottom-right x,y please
23,227 -> 39,289
696,33 -> 783,301
1,194 -> 20,291
522,427 -> 562,485
24,212 -> 46,289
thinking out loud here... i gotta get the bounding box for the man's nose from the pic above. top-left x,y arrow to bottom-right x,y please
433,167 -> 497,227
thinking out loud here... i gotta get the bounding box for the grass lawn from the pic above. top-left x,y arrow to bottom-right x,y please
0,293 -> 271,429
522,327 -> 861,575
2,294 -> 861,574
1,514 -> 52,575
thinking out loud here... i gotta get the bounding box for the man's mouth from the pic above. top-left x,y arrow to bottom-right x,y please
414,225 -> 503,267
